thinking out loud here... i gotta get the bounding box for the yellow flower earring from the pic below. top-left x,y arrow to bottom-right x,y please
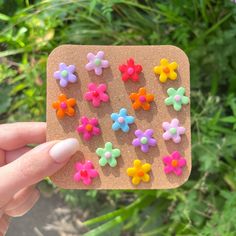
127,160 -> 151,185
153,58 -> 178,83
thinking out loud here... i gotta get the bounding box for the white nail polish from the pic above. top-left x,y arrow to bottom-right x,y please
49,138 -> 79,163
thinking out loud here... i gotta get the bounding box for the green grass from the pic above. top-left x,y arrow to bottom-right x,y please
1,0 -> 236,235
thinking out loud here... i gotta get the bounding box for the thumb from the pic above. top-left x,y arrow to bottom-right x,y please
0,138 -> 79,203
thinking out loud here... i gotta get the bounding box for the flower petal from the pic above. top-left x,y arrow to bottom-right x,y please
54,71 -> 61,79
59,79 -> 68,87
169,62 -> 178,70
172,135 -> 181,143
153,65 -> 162,74
96,148 -> 105,156
126,116 -> 134,124
177,87 -> 185,95
173,102 -> 182,111
171,118 -> 179,127
163,156 -> 172,164
164,166 -> 174,174
67,98 -> 76,106
101,60 -> 109,68
168,71 -> 177,80
87,52 -> 95,60
119,108 -> 127,116
121,123 -> 130,132
167,88 -> 177,96
163,131 -> 172,140
165,97 -> 174,106
105,142 -> 113,151
141,144 -> 149,153
68,74 -> 77,83
142,174 -> 150,182
178,158 -> 186,167
119,64 -> 127,72
181,96 -> 189,105
99,157 -> 108,166
132,138 -> 141,147
127,167 -> 136,176
159,73 -> 167,83
111,149 -> 121,158
108,158 -> 117,167
111,113 -> 119,121
95,67 -> 102,75
172,151 -> 181,160
173,168 -> 182,176
85,62 -> 95,71
112,121 -> 121,131
134,160 -> 142,168
160,58 -> 169,66
96,51 -> 104,59
132,177 -> 141,185
142,163 -> 151,172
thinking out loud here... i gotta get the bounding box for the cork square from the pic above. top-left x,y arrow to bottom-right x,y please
46,45 -> 191,189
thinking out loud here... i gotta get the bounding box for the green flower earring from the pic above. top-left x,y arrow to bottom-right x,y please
165,87 -> 189,111
96,142 -> 121,167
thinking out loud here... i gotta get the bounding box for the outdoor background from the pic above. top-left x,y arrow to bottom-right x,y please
1,0 -> 236,235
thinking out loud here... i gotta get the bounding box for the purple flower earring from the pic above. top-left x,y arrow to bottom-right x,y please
132,129 -> 157,153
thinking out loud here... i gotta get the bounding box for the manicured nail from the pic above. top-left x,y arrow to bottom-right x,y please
49,138 -> 79,163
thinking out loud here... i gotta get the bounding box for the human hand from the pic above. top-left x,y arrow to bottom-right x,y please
0,122 -> 79,236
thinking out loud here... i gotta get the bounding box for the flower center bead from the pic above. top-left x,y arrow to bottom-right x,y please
171,160 -> 179,167
118,117 -> 125,123
85,124 -> 93,132
174,95 -> 181,102
60,102 -> 67,109
163,67 -> 170,74
169,127 -> 177,135
105,151 -> 112,159
94,58 -> 101,66
61,70 -> 68,78
127,67 -> 134,75
140,137 -> 148,144
80,170 -> 88,177
137,171 -> 144,177
139,96 -> 146,103
92,91 -> 99,97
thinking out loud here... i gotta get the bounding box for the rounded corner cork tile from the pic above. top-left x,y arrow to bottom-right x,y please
46,45 -> 191,190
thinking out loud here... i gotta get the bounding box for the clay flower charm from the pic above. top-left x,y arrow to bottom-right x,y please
74,160 -> 99,185
76,116 -> 101,141
52,94 -> 76,119
129,87 -> 154,111
127,160 -> 151,185
119,58 -> 143,82
85,51 -> 109,75
84,83 -> 109,107
53,63 -> 77,87
132,129 -> 157,153
96,142 -> 121,167
162,151 -> 186,176
153,58 -> 178,83
165,87 -> 189,111
162,118 -> 186,143
111,108 -> 135,132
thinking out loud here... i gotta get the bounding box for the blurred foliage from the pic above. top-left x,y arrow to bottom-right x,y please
1,0 -> 236,235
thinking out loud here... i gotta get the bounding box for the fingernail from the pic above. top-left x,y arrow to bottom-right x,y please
49,138 -> 79,163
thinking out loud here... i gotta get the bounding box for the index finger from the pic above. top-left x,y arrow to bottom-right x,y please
0,122 -> 46,151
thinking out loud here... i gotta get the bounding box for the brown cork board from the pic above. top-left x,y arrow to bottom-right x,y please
46,45 -> 191,190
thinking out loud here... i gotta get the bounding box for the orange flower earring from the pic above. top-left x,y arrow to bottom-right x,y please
129,87 -> 154,111
52,94 -> 76,119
